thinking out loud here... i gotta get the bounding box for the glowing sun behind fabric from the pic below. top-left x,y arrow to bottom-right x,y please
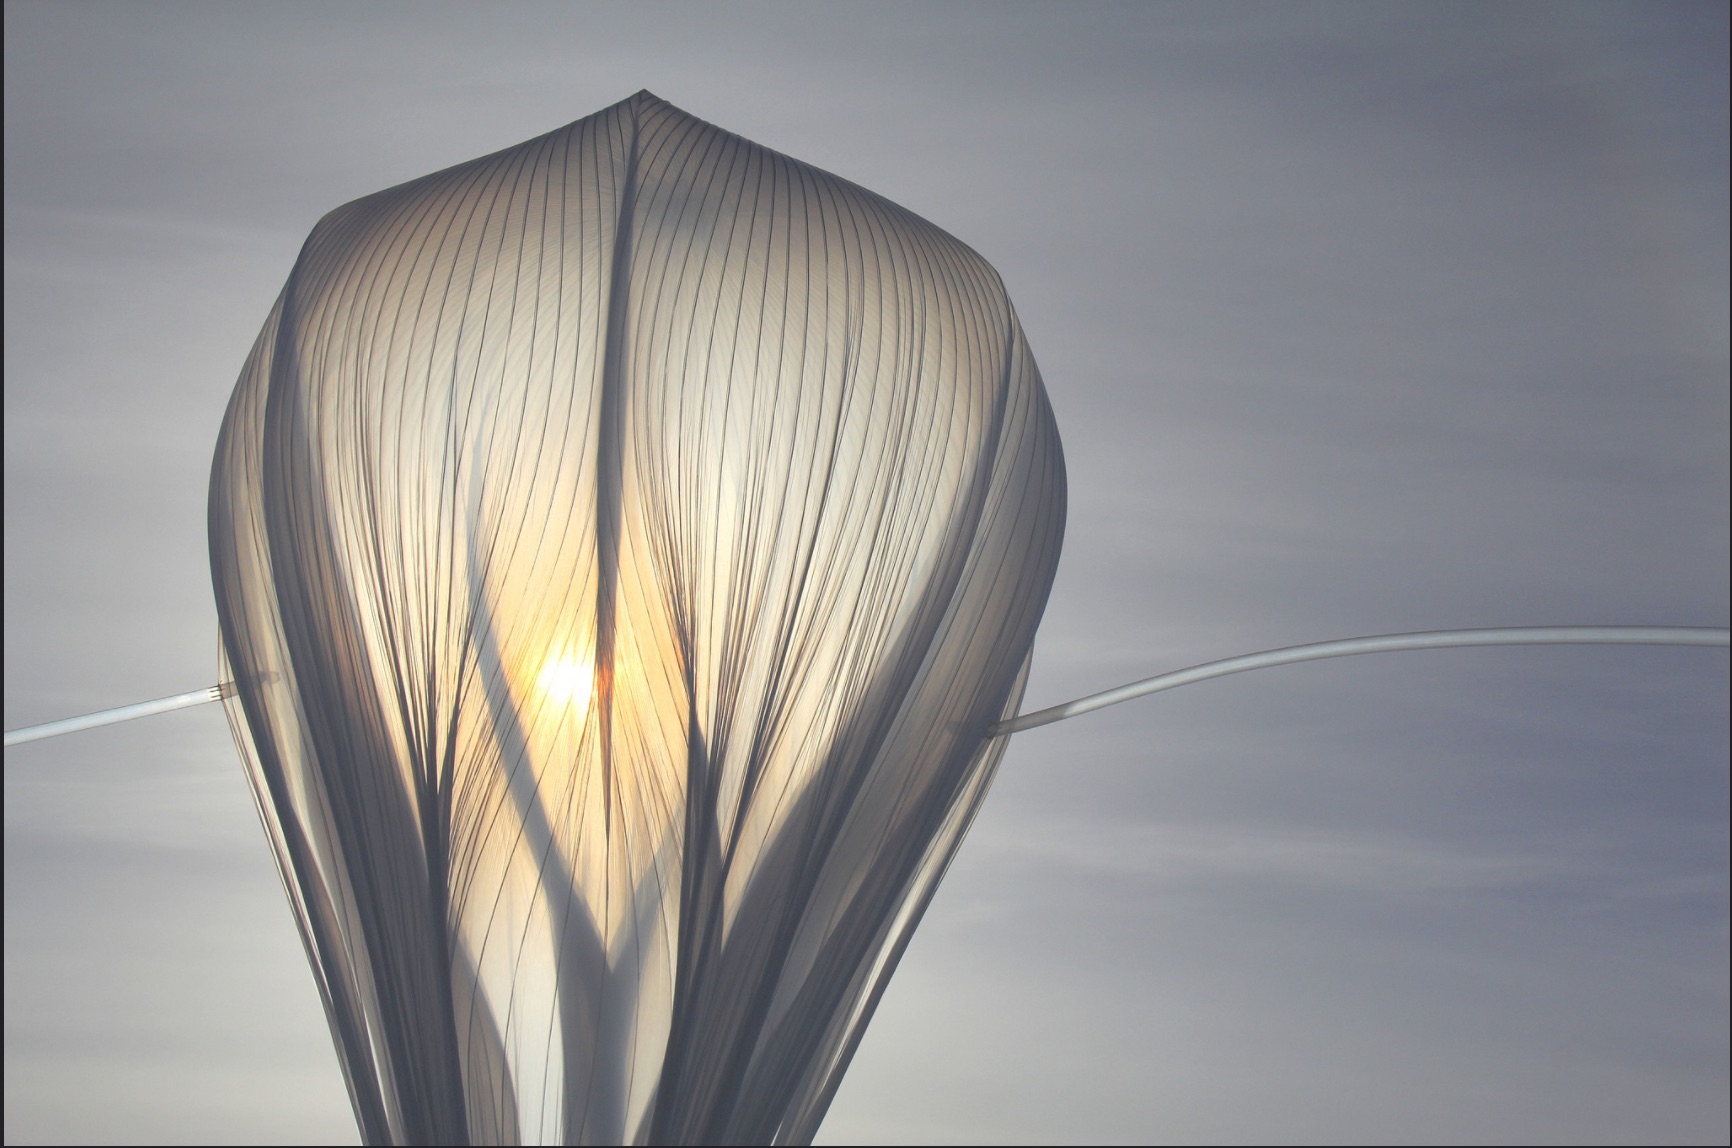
537,652 -> 594,715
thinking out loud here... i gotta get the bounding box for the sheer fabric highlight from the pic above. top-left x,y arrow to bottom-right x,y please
209,92 -> 1064,1146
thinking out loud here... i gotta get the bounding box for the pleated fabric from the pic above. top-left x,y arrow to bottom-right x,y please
209,91 -> 1064,1146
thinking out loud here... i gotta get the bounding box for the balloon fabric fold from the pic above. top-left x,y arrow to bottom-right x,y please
209,91 -> 1065,1146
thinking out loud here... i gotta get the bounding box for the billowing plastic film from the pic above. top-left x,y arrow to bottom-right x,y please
209,92 -> 1065,1146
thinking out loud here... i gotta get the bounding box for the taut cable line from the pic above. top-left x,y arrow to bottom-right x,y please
10,627 -> 1725,749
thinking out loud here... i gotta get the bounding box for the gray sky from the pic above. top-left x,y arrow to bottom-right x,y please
4,2 -> 1727,1144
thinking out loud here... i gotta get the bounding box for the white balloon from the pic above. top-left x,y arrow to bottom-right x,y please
209,91 -> 1065,1146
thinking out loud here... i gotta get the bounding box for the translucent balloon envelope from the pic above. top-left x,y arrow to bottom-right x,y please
210,91 -> 1064,1145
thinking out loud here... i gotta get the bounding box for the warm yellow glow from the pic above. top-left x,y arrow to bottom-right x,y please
537,652 -> 595,714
